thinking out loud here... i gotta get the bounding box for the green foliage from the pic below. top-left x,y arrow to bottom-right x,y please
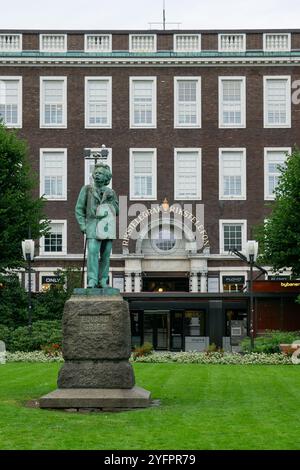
132,342 -> 153,358
0,268 -> 81,327
0,324 -> 12,344
7,320 -> 62,352
241,330 -> 300,354
0,273 -> 29,327
255,147 -> 300,275
0,122 -> 49,270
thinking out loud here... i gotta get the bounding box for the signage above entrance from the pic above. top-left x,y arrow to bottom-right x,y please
223,276 -> 245,285
253,280 -> 300,293
41,276 -> 62,285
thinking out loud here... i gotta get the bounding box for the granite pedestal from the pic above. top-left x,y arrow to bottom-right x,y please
39,289 -> 151,410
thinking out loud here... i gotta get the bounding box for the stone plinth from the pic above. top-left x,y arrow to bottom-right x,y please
39,290 -> 151,410
39,386 -> 151,411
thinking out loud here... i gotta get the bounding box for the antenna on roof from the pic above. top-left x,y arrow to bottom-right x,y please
148,0 -> 182,30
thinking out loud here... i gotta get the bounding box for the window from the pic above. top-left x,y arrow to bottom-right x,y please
220,220 -> 247,254
264,76 -> 291,128
219,149 -> 246,200
174,148 -> 202,200
40,149 -> 67,200
219,77 -> 246,128
40,77 -> 67,128
129,35 -> 156,52
0,34 -> 22,52
84,34 -> 112,52
154,228 -> 176,252
174,34 -> 201,52
130,149 -> 157,200
84,148 -> 112,186
40,221 -> 67,256
263,34 -> 291,52
40,34 -> 67,52
264,148 -> 290,200
219,34 -> 246,52
85,77 -> 112,128
130,77 -> 156,128
174,77 -> 201,128
0,77 -> 22,127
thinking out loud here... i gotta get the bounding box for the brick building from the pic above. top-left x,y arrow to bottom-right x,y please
1,29 -> 300,349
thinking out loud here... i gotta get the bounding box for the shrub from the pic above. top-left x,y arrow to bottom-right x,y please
132,342 -> 153,359
205,343 -> 224,354
41,343 -> 61,356
0,324 -> 12,345
0,274 -> 29,327
7,320 -> 62,352
241,330 -> 300,354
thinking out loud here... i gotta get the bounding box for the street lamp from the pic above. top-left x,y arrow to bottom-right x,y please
245,240 -> 259,351
22,238 -> 35,333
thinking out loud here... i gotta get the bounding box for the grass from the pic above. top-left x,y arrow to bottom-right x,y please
0,363 -> 300,450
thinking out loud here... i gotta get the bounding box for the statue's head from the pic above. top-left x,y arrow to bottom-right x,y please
92,163 -> 112,187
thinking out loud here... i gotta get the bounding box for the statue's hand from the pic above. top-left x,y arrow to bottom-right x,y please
81,226 -> 86,233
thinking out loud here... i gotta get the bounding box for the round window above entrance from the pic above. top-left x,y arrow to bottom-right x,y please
153,228 -> 176,252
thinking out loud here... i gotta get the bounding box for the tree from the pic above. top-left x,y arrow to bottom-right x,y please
0,122 -> 49,270
256,147 -> 300,276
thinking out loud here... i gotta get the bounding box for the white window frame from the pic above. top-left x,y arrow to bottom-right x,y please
39,34 -> 67,53
40,220 -> 67,256
173,34 -> 201,52
84,147 -> 112,187
129,34 -> 157,52
219,219 -> 247,255
84,77 -> 112,128
129,148 -> 157,201
174,77 -> 201,128
219,148 -> 246,200
0,76 -> 22,128
263,33 -> 291,52
129,77 -> 157,128
263,76 -> 291,128
40,148 -> 67,201
84,34 -> 112,52
264,147 -> 291,200
218,77 -> 246,128
218,34 -> 246,52
40,76 -> 67,128
174,148 -> 202,200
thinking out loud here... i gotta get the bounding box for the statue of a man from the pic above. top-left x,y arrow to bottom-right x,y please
75,163 -> 119,288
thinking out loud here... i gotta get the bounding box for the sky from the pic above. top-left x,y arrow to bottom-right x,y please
1,0 -> 300,30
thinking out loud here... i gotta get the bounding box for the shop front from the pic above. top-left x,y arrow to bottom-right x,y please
126,293 -> 248,351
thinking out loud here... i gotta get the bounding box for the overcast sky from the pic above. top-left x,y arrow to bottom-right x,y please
1,0 -> 300,30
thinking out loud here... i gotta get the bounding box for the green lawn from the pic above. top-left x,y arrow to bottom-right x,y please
0,363 -> 300,450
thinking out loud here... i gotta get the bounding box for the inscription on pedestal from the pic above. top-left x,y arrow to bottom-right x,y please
79,315 -> 111,334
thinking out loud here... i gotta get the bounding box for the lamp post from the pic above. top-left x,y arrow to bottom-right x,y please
22,238 -> 35,334
245,240 -> 259,351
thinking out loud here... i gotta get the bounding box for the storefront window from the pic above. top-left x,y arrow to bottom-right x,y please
222,275 -> 245,292
184,310 -> 205,336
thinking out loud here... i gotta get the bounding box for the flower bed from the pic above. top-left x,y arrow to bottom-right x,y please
4,350 -> 295,365
131,351 -> 293,365
6,351 -> 63,363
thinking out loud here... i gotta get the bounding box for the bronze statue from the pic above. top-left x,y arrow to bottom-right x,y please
75,163 -> 119,288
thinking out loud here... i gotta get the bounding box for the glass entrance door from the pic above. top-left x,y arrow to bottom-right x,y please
143,311 -> 169,350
